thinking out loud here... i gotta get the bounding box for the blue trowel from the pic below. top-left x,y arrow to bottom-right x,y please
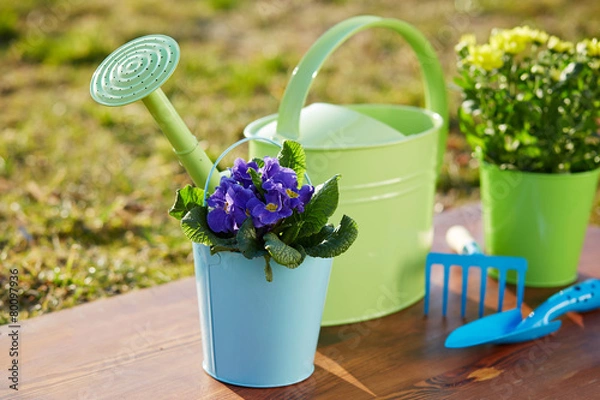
445,279 -> 600,348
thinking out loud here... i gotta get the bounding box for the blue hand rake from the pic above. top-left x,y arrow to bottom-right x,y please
424,226 -> 527,318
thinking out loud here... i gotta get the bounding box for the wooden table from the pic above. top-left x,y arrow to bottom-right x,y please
2,203 -> 599,400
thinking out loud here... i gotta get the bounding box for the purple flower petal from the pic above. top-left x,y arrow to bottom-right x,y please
247,197 -> 267,228
207,208 -> 234,233
231,158 -> 260,189
205,156 -> 309,233
262,157 -> 298,190
206,176 -> 258,234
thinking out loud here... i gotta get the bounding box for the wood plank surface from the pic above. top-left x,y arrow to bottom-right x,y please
1,203 -> 599,400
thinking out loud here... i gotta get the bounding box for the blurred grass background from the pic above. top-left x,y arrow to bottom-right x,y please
1,0 -> 599,324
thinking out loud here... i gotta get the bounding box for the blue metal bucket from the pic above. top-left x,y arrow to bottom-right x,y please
193,243 -> 332,387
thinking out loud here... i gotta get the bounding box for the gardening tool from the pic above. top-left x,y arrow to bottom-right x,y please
445,278 -> 600,348
90,34 -> 220,190
424,225 -> 528,318
244,15 -> 448,326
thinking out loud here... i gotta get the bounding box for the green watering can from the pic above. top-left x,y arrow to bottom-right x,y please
244,16 -> 448,325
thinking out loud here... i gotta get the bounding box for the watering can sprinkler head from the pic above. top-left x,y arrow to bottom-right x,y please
90,34 -> 178,107
90,34 -> 220,190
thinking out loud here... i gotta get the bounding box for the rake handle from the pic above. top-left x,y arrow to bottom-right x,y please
446,225 -> 482,255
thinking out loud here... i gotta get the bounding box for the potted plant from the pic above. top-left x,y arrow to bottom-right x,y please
169,139 -> 358,387
455,27 -> 600,287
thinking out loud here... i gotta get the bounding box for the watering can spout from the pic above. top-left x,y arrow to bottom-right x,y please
89,34 -> 221,191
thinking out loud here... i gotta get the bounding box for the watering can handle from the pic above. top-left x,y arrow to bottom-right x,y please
276,15 -> 448,169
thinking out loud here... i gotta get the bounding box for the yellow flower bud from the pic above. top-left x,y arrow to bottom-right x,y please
576,38 -> 600,57
550,68 -> 561,81
548,36 -> 574,53
455,34 -> 477,52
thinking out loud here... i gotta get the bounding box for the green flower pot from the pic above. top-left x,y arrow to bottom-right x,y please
480,162 -> 600,287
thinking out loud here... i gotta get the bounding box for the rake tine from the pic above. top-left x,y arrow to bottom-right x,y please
460,266 -> 469,318
497,268 -> 506,312
442,263 -> 450,317
478,267 -> 487,318
429,226 -> 529,320
516,259 -> 527,309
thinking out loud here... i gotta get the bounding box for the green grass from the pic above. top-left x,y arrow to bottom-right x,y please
1,0 -> 599,324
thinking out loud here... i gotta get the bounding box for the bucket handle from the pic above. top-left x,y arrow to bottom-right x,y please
276,15 -> 448,166
202,137 -> 313,205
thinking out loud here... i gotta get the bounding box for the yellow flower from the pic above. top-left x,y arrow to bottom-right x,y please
455,34 -> 477,52
466,44 -> 504,71
514,26 -> 548,44
576,38 -> 600,56
547,36 -> 574,53
490,26 -> 549,54
490,29 -> 528,54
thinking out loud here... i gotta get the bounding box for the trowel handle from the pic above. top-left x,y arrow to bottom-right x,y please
277,16 -> 448,171
446,225 -> 482,255
517,279 -> 600,330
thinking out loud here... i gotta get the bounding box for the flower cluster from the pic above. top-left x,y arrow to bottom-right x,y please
455,26 -> 595,71
169,140 -> 359,281
455,26 -> 600,173
207,157 -> 314,234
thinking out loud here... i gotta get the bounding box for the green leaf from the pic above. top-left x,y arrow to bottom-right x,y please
169,185 -> 205,220
304,215 -> 358,258
181,207 -> 236,248
297,174 -> 340,238
263,255 -> 273,282
296,224 -> 335,248
236,218 -> 266,259
263,232 -> 303,268
252,157 -> 265,168
277,140 -> 307,186
279,215 -> 302,244
248,167 -> 265,196
295,244 -> 307,268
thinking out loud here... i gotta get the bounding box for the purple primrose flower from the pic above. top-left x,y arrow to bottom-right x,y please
231,158 -> 260,189
261,157 -> 314,212
247,190 -> 293,228
285,184 -> 314,213
206,177 -> 256,234
206,157 -> 315,233
262,157 -> 298,189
